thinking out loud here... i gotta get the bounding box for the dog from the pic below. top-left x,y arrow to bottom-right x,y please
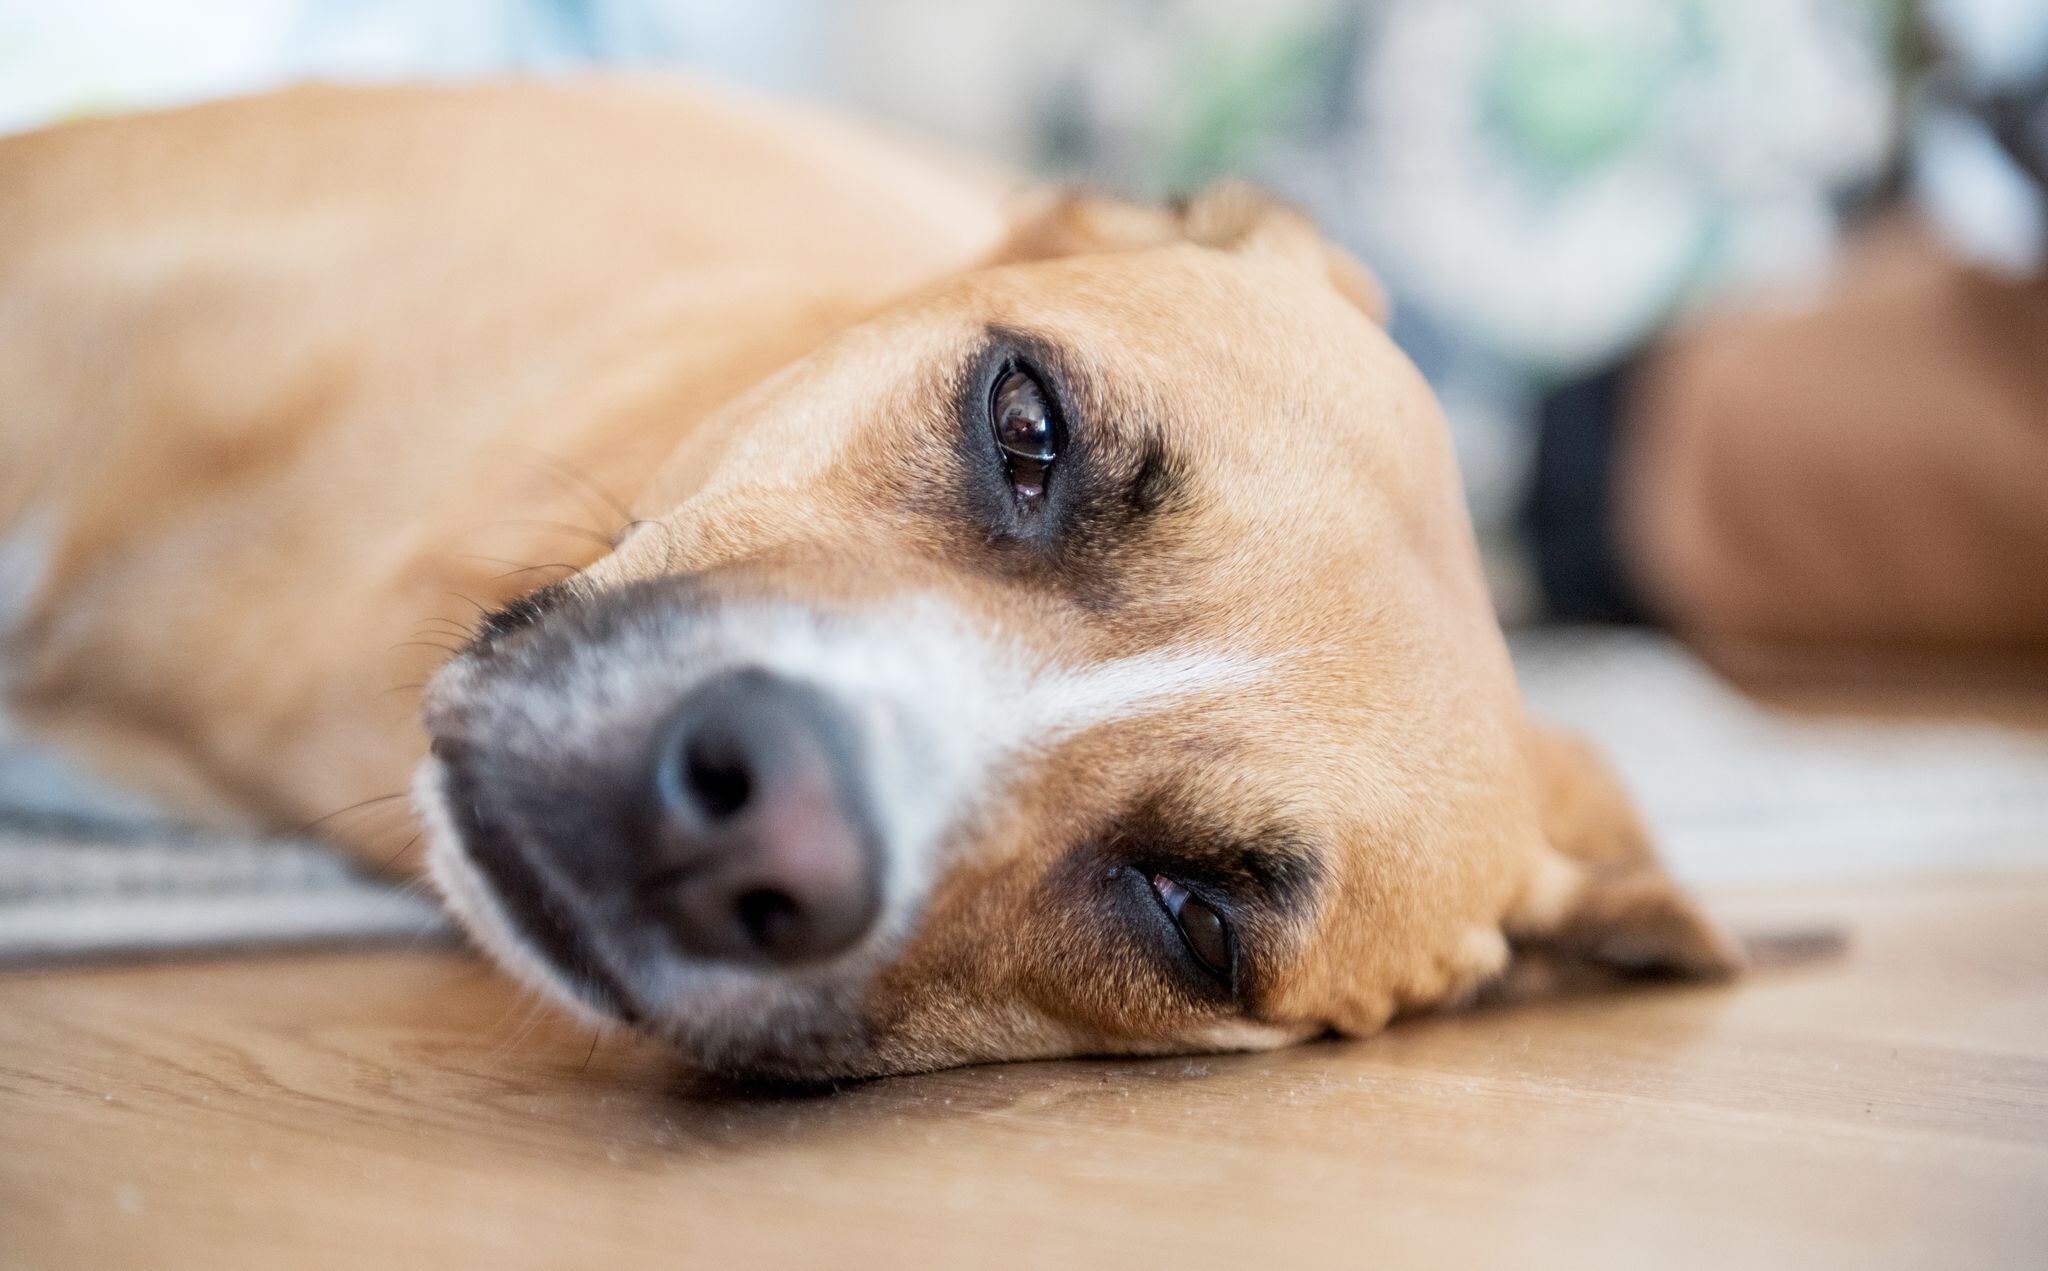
0,78 -> 1744,1080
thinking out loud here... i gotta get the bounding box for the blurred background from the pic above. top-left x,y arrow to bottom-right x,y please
3,0 -> 2042,616
2,0 -> 2045,959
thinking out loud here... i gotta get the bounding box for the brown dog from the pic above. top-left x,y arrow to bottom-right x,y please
0,79 -> 1740,1079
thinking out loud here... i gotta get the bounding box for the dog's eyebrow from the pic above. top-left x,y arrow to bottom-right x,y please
1112,796 -> 1324,915
1034,331 -> 1192,552
945,327 -> 1195,610
1232,840 -> 1325,913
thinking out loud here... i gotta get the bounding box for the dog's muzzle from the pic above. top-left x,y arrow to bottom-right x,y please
412,578 -> 995,1071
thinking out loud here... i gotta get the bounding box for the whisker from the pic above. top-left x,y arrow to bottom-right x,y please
390,640 -> 465,656
372,830 -> 424,880
484,518 -> 618,548
485,997 -> 556,1069
296,790 -> 410,836
455,554 -> 586,581
502,442 -> 636,530
478,995 -> 549,1069
493,562 -> 584,582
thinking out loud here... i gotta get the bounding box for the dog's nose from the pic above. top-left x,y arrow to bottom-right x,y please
646,668 -> 881,966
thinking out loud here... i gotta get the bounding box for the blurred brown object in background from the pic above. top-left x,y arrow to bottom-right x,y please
1619,220 -> 2048,650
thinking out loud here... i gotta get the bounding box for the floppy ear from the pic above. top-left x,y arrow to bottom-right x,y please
993,181 -> 1389,324
1505,725 -> 1745,983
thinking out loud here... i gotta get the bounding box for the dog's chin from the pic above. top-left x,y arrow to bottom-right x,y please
414,755 -> 895,1081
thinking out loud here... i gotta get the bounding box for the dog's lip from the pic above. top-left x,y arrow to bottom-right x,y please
434,744 -> 644,1025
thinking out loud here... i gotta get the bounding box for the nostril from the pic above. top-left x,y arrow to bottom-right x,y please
734,887 -> 801,954
683,738 -> 752,820
646,669 -> 881,965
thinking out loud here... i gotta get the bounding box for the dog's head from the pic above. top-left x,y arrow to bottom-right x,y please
416,185 -> 1739,1080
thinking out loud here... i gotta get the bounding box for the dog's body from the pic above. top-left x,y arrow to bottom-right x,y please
2,80 -> 1739,1079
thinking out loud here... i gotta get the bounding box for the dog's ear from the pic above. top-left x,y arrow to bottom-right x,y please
994,181 -> 1388,323
1503,725 -> 1744,985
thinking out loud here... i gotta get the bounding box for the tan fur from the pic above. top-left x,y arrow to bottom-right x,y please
0,80 -> 1728,1078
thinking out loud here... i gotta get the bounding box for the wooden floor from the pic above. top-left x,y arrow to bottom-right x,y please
2,875 -> 2044,1270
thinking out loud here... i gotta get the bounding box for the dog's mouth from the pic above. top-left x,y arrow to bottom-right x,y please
429,741 -> 642,1024
420,733 -> 901,1079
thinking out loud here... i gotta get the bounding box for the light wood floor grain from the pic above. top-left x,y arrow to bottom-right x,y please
2,875 -> 2044,1271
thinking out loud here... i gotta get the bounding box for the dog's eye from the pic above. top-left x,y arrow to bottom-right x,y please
1149,873 -> 1232,980
990,364 -> 1059,505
